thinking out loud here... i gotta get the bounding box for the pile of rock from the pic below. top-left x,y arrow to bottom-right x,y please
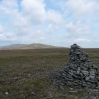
56,44 -> 99,88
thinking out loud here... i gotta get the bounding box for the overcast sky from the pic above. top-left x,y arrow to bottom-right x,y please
0,0 -> 99,47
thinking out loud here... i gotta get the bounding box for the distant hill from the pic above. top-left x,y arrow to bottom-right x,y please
0,44 -> 25,49
0,43 -> 60,50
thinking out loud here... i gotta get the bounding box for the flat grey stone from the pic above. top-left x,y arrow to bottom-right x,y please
89,75 -> 95,79
13,77 -> 18,80
85,77 -> 90,81
69,90 -> 78,93
81,70 -> 89,76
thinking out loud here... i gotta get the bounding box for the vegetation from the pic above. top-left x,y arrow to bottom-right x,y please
0,48 -> 99,99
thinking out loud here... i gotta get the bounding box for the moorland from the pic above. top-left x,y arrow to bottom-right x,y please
0,48 -> 99,99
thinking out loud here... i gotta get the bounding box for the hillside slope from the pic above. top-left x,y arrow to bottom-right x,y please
0,43 -> 58,50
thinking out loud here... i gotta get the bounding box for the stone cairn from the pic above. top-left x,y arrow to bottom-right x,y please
56,44 -> 99,88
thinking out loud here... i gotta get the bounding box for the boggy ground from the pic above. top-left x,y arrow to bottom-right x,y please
0,48 -> 99,99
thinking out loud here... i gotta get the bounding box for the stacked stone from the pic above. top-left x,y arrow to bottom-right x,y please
56,44 -> 99,88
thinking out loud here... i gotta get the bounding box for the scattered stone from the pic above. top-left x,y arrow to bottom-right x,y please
28,74 -> 31,77
70,88 -> 73,90
5,92 -> 9,95
13,77 -> 18,80
31,92 -> 35,95
69,90 -> 78,93
55,44 -> 99,88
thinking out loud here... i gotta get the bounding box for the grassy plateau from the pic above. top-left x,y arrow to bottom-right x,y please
0,48 -> 99,99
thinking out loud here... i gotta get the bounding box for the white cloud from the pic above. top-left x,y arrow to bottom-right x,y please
21,0 -> 64,25
46,24 -> 56,34
0,0 -> 64,36
32,30 -> 43,38
21,0 -> 46,24
0,0 -> 18,16
21,30 -> 44,42
5,32 -> 15,38
65,21 -> 90,38
47,10 -> 64,25
0,24 -> 4,33
0,34 -> 5,40
66,0 -> 98,17
39,37 -> 45,40
12,13 -> 29,28
10,0 -> 64,37
74,38 -> 91,42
